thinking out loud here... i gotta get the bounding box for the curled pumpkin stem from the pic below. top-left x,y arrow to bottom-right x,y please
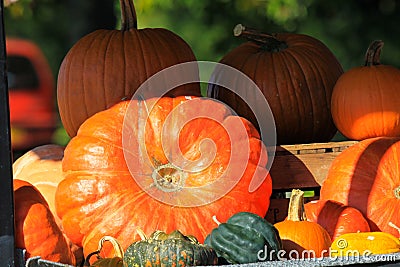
83,236 -> 124,266
98,236 -> 124,259
212,215 -> 221,226
364,40 -> 384,66
136,228 -> 148,240
388,221 -> 400,236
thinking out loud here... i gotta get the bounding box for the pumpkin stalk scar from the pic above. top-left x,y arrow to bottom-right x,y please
394,186 -> 400,199
151,163 -> 188,192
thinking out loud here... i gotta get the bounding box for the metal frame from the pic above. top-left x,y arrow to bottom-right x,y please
0,1 -> 16,266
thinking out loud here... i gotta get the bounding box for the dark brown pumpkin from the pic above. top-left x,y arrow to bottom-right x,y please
57,0 -> 201,137
207,24 -> 343,145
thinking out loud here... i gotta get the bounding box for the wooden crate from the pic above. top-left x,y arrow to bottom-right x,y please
265,140 -> 358,223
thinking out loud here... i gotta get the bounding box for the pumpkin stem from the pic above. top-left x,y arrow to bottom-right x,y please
136,228 -> 148,240
388,221 -> 400,236
286,189 -> 307,221
364,40 -> 384,66
212,215 -> 221,226
233,24 -> 288,52
98,236 -> 124,259
120,0 -> 137,31
83,236 -> 124,265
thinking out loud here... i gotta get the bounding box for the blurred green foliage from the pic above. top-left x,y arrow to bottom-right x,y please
3,0 -> 400,145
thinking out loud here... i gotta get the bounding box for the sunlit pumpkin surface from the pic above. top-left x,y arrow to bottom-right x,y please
320,137 -> 400,237
331,41 -> 400,141
55,96 -> 272,258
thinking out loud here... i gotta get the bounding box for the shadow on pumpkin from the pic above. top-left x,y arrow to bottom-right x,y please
345,137 -> 400,232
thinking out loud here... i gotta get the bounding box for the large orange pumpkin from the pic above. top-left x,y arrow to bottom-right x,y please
57,0 -> 201,138
14,179 -> 75,265
55,96 -> 272,258
207,24 -> 343,145
304,199 -> 370,241
320,137 -> 400,237
331,40 -> 400,140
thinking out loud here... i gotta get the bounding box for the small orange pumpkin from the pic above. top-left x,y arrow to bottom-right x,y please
274,189 -> 331,259
331,40 -> 400,140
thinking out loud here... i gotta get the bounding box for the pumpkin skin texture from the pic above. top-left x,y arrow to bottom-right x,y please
124,230 -> 218,267
320,137 -> 400,237
274,189 -> 331,259
55,96 -> 272,259
207,24 -> 343,145
13,179 -> 76,265
331,40 -> 400,140
57,0 -> 201,138
13,144 -> 64,222
304,200 -> 370,241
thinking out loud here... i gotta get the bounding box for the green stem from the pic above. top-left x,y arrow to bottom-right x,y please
364,40 -> 384,66
120,0 -> 137,31
233,24 -> 288,52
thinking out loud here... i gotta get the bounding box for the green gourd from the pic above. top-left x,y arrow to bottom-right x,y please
124,230 -> 218,267
204,212 -> 282,264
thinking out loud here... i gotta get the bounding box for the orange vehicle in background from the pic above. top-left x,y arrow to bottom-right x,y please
6,37 -> 57,155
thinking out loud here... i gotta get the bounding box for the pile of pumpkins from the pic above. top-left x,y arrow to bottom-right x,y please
10,0 -> 400,266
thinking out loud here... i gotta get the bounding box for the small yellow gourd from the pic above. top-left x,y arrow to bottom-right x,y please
330,224 -> 400,257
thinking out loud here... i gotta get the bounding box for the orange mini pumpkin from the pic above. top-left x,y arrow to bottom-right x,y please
274,189 -> 331,259
55,96 -> 272,259
331,40 -> 400,140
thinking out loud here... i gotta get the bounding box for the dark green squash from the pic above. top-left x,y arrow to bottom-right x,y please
204,212 -> 282,264
124,230 -> 218,267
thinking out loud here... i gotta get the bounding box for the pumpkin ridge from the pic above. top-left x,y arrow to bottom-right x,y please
286,49 -> 318,139
281,49 -> 310,133
288,47 -> 331,140
278,51 -> 304,135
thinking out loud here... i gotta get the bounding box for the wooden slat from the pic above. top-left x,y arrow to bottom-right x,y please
267,140 -> 358,190
264,140 -> 358,224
